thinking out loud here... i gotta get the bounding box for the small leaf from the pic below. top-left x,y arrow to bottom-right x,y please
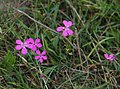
51,36 -> 59,49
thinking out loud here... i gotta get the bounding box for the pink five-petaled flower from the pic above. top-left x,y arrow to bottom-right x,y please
57,20 -> 74,37
104,53 -> 116,62
35,50 -> 47,63
15,39 -> 33,55
28,38 -> 42,51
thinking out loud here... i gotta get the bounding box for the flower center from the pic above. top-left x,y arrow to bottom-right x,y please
64,27 -> 68,30
22,42 -> 28,48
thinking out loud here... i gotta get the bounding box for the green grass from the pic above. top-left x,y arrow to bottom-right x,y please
0,0 -> 120,89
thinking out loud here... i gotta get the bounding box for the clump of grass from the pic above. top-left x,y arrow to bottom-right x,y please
0,0 -> 120,89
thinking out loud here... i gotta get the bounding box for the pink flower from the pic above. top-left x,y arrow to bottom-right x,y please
104,53 -> 116,62
28,38 -> 42,51
15,39 -> 33,55
35,50 -> 47,63
57,20 -> 74,37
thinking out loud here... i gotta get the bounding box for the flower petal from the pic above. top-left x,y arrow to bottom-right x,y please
31,45 -> 37,51
36,43 -> 42,48
35,38 -> 40,43
109,54 -> 114,59
62,30 -> 68,37
25,38 -> 34,44
21,48 -> 27,55
39,58 -> 43,63
109,58 -> 114,61
26,44 -> 33,49
57,26 -> 64,32
110,54 -> 116,61
42,56 -> 47,60
35,56 -> 40,60
112,56 -> 116,60
63,20 -> 72,27
104,54 -> 109,59
67,28 -> 74,35
15,45 -> 22,50
16,40 -> 23,44
42,50 -> 46,55
36,50 -> 40,55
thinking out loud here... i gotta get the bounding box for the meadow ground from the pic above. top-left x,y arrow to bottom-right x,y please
0,0 -> 120,89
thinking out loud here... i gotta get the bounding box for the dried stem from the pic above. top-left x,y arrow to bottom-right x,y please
75,30 -> 82,64
13,7 -> 58,33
